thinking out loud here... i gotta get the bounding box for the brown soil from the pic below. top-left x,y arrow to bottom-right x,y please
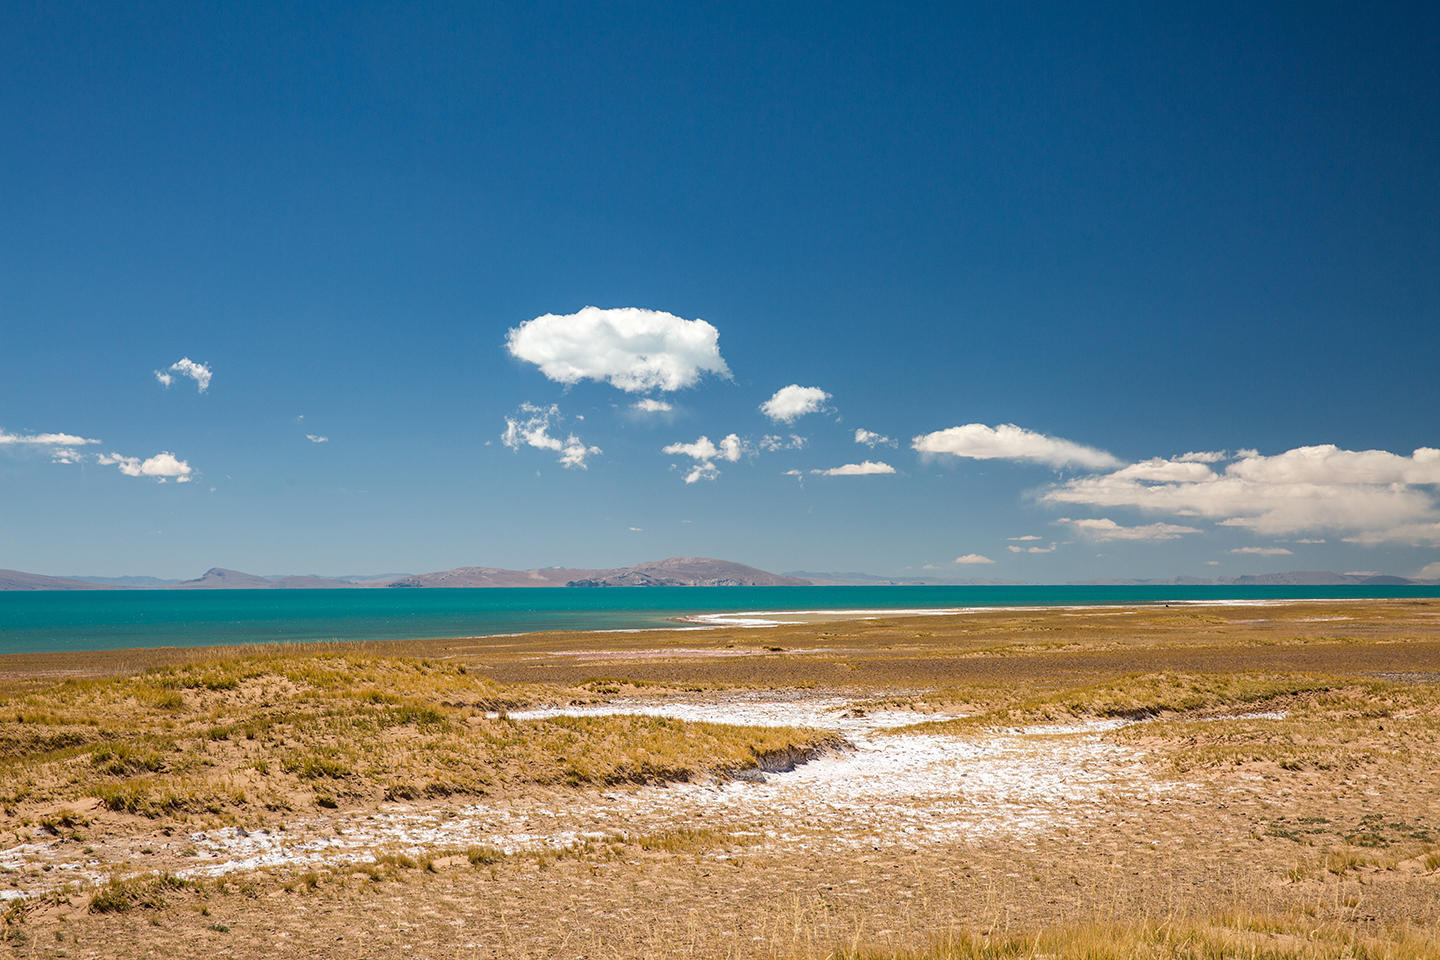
2,600 -> 1438,959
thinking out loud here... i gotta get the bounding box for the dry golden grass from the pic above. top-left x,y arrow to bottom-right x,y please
0,599 -> 1437,959
0,653 -> 838,827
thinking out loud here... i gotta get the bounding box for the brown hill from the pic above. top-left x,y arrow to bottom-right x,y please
597,557 -> 810,587
172,568 -> 369,589
391,558 -> 809,588
0,569 -> 113,590
385,567 -> 601,588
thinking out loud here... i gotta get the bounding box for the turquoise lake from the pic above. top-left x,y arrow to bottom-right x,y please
2,585 -> 1438,655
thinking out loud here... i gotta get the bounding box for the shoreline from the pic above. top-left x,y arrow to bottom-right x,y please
1,595 -> 1435,669
671,596 -> 1391,628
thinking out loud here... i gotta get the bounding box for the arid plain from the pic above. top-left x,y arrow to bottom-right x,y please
2,600 -> 1439,958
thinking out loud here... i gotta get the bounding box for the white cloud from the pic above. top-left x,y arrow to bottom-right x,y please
1341,522 -> 1440,545
662,433 -> 745,483
1108,459 -> 1218,483
1008,535 -> 1042,542
506,307 -> 730,392
680,462 -> 718,484
954,554 -> 995,565
760,385 -> 830,423
628,526 -> 643,532
1044,445 -> 1440,544
1205,560 -> 1221,566
97,450 -> 194,483
1008,543 -> 1057,554
1176,451 -> 1227,463
501,403 -> 600,470
1,427 -> 102,466
811,461 -> 896,477
759,434 -> 807,451
913,423 -> 1121,470
155,357 -> 212,392
1294,538 -> 1327,544
1416,561 -> 1440,580
632,398 -> 673,414
854,428 -> 895,448
3,429 -> 197,481
305,434 -> 329,444
1229,546 -> 1294,556
1060,517 -> 1202,541
0,429 -> 99,448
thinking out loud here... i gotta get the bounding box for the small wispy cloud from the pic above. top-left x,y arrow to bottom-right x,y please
1229,546 -> 1294,556
1008,543 -> 1057,554
1060,517 -> 1202,541
1,427 -> 102,465
0,429 -> 99,448
1008,535 -> 1042,542
759,434 -> 807,451
914,423 -> 1120,470
305,434 -> 329,444
501,403 -> 600,469
811,461 -> 896,477
632,398 -> 673,414
97,451 -> 194,483
854,428 -> 895,448
662,433 -> 745,483
155,357 -> 212,392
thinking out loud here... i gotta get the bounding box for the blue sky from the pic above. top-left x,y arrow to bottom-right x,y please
2,1 -> 1437,580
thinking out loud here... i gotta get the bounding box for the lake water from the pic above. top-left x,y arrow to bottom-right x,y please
2,584 -> 1437,655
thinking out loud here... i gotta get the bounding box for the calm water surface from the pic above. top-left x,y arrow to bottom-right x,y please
2,585 -> 1437,655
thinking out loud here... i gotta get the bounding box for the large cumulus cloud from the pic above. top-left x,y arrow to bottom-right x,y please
506,307 -> 730,393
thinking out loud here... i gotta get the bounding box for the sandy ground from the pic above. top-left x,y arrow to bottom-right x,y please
2,600 -> 1438,958
2,692 -> 1173,897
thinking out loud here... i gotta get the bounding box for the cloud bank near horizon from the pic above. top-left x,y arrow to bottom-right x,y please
1043,445 -> 1440,545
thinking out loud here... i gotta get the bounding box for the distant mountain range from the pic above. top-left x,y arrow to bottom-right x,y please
0,563 -> 1435,591
0,558 -> 810,590
786,571 -> 1023,586
1070,570 -> 1440,586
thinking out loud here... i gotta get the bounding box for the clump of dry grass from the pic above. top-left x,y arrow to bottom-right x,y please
914,672 -> 1340,731
0,653 -> 838,825
1108,680 -> 1440,774
632,826 -> 727,853
87,873 -> 197,914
